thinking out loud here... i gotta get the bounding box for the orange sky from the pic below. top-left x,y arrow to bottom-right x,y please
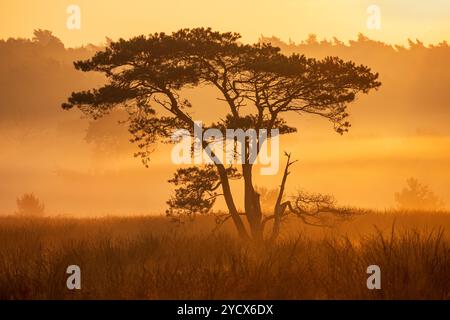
1,0 -> 450,47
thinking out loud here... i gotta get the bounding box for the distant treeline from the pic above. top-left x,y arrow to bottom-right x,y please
1,30 -> 450,135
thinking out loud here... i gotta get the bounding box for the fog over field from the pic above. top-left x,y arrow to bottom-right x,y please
1,30 -> 450,215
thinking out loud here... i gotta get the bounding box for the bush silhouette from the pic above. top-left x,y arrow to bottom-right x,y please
15,193 -> 45,217
395,178 -> 445,211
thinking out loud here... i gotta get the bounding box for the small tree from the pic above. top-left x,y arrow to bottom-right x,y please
15,193 -> 45,217
255,186 -> 280,213
32,29 -> 64,50
63,28 -> 380,241
395,178 -> 445,211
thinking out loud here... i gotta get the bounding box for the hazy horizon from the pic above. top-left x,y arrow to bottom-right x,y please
1,28 -> 450,215
2,1 -> 450,48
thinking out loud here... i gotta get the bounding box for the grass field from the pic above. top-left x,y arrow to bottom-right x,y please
0,211 -> 449,299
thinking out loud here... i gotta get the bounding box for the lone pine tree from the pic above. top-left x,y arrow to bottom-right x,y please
63,28 -> 381,241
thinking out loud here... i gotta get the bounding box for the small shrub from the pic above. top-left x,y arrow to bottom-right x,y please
15,193 -> 45,217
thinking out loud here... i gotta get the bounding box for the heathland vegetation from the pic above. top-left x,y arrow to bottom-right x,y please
0,211 -> 448,299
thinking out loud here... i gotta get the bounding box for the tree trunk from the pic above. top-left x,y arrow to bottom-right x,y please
242,137 -> 263,242
199,133 -> 249,240
216,163 -> 250,240
167,97 -> 251,241
242,163 -> 263,241
271,153 -> 295,242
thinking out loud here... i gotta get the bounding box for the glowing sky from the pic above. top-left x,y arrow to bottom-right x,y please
1,0 -> 450,47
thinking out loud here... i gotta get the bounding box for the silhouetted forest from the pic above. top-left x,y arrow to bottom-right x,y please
260,33 -> 450,133
2,31 -> 450,132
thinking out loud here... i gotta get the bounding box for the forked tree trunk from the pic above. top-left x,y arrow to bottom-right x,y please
207,132 -> 266,242
216,150 -> 295,243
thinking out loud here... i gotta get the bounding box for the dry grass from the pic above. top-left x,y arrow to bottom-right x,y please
0,211 -> 449,299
